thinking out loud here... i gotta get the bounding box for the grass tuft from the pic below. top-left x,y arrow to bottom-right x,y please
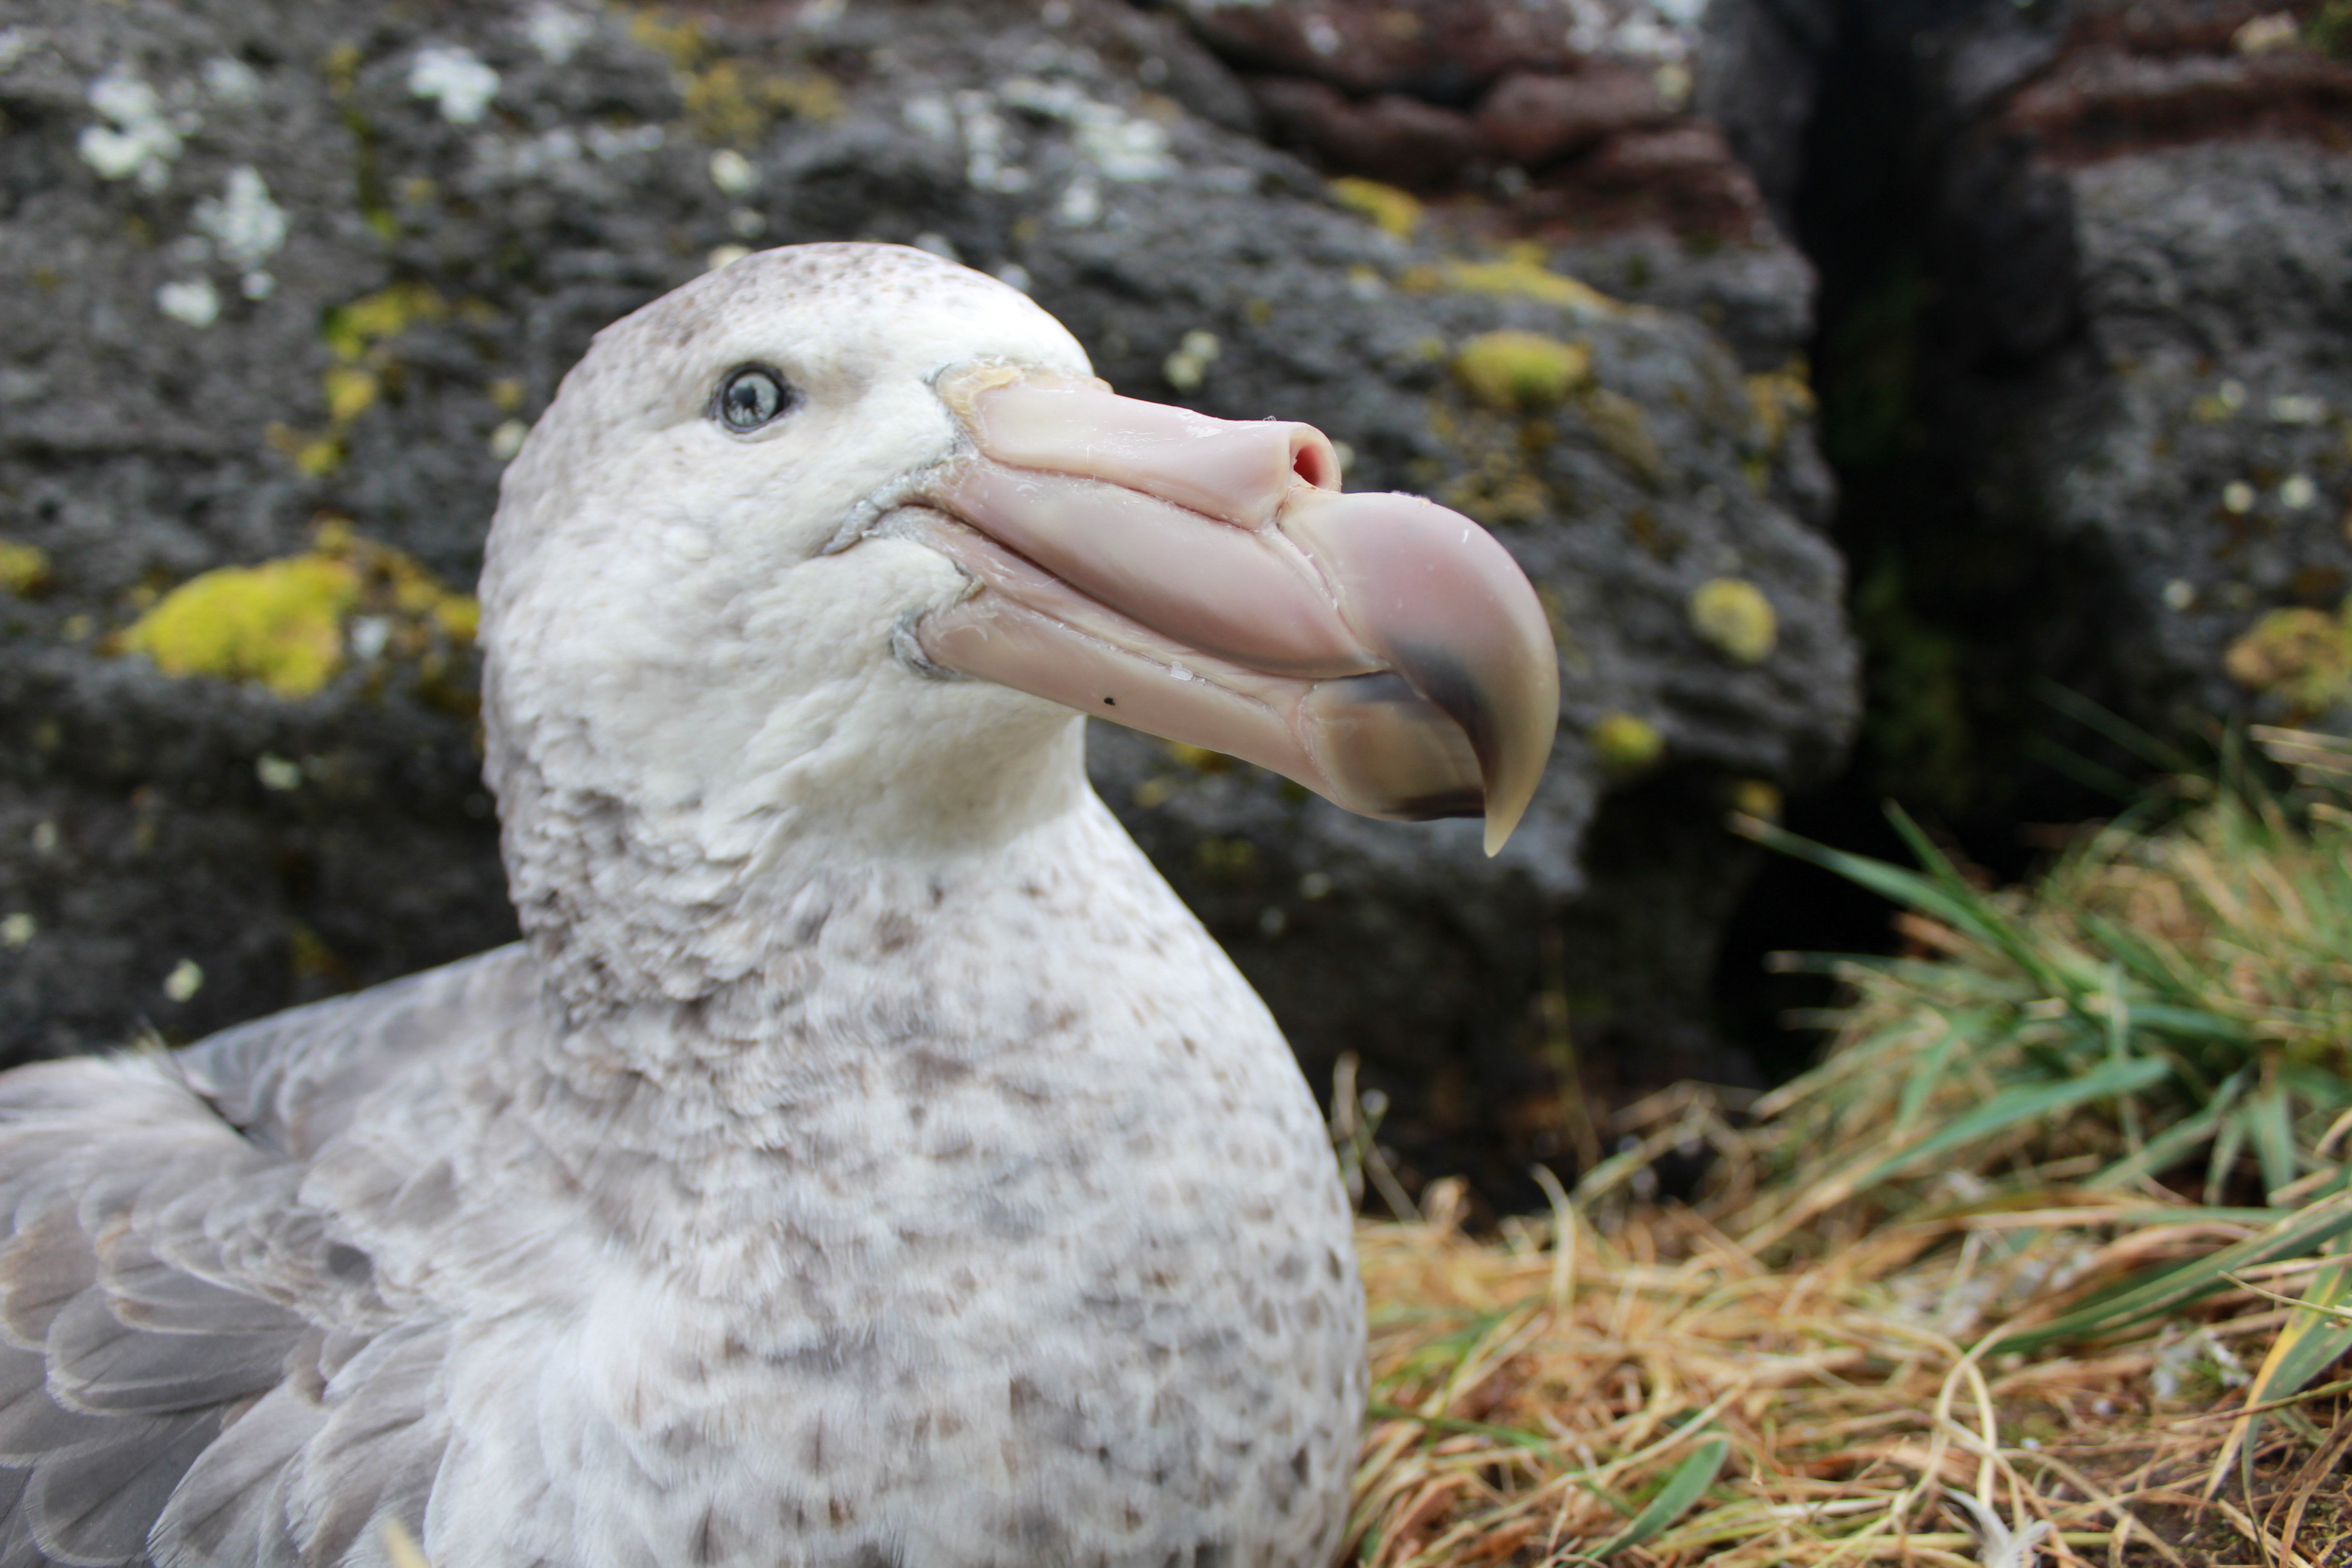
1350,730 -> 2352,1564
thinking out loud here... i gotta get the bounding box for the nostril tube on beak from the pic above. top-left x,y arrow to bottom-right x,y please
954,372 -> 1343,528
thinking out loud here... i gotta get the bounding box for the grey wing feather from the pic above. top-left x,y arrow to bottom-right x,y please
0,947 -> 527,1566
24,1409 -> 219,1567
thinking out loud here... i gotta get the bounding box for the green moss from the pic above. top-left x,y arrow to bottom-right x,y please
121,554 -> 360,697
1823,255 -> 1923,469
1688,578 -> 1778,665
2309,0 -> 2352,56
1453,332 -> 1592,414
0,542 -> 49,597
1328,177 -> 1421,240
1591,711 -> 1664,774
1851,555 -> 1975,809
2224,600 -> 2352,717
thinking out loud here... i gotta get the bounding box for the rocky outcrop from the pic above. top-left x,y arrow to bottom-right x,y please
0,0 -> 1855,1200
1796,0 -> 2352,820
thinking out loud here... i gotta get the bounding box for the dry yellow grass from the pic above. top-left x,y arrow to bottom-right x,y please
1349,1183 -> 2350,1567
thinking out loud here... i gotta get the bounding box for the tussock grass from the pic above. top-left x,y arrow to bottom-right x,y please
1348,730 -> 2352,1566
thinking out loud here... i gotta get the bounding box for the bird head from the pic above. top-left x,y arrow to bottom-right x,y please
480,244 -> 1557,995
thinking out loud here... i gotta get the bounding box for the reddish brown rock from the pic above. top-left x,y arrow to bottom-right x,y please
1173,0 -> 1581,103
1249,75 -> 1483,186
1476,64 -> 1674,167
2003,42 -> 2352,159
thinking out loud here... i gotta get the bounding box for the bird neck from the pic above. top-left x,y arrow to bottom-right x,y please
489,711 -> 1098,1030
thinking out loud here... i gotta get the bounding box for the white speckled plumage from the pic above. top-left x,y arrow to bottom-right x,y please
0,245 -> 1367,1568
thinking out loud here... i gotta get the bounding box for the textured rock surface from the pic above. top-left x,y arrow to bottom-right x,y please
1798,0 -> 2352,819
0,0 -> 1856,1197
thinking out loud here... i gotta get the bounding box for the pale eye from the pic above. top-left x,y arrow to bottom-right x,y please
713,366 -> 794,432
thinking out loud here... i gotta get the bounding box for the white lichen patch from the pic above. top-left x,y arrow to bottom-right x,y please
201,55 -> 262,104
999,78 -> 1175,181
2282,474 -> 2318,510
156,278 -> 222,328
480,123 -> 663,182
79,66 -> 194,190
524,3 -> 595,64
0,913 -> 33,948
489,419 -> 530,461
1567,0 -> 1700,63
0,28 -> 40,72
708,148 -> 757,196
163,958 -> 205,1003
1058,172 -> 1102,225
952,90 -> 1027,193
1163,329 -> 1220,392
409,44 -> 501,124
903,93 -> 956,142
2271,392 -> 2328,425
193,165 -> 288,271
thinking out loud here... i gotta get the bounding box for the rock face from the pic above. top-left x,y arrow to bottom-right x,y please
1795,0 -> 2352,819
0,0 -> 1857,1201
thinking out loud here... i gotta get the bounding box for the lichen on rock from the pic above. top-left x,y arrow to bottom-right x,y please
119,554 -> 361,699
1688,576 -> 1777,665
1452,331 -> 1592,413
2224,600 -> 2352,719
0,543 -> 50,598
1592,710 -> 1665,773
116,523 -> 479,700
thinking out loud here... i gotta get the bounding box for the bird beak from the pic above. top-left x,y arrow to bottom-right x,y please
904,367 -> 1559,855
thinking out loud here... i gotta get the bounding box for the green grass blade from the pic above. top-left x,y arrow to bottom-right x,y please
2074,912 -> 2204,1006
2031,679 -> 2201,774
1850,1054 -> 2171,1192
2120,1003 -> 2254,1045
1891,1007 -> 2000,1136
1740,818 -> 2009,947
2212,1258 -> 2352,1486
1884,806 -> 2080,998
2089,1071 -> 2245,1190
2245,1078 -> 2301,1200
1993,1192 -> 2352,1352
1581,1436 -> 1730,1560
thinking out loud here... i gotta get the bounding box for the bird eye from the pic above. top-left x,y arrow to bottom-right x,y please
713,366 -> 794,433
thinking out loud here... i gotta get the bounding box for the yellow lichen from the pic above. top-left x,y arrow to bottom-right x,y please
1163,741 -> 1232,774
1689,577 -> 1778,665
1329,177 -> 1421,240
1402,244 -> 1627,319
1744,361 -> 1815,455
632,10 -> 840,143
0,542 -> 50,597
1591,711 -> 1664,773
1584,389 -> 1665,488
1426,403 -> 1554,529
1731,778 -> 1783,822
323,365 -> 379,425
1195,837 -> 1259,877
120,554 -> 360,698
1452,332 -> 1592,415
323,282 -> 447,365
2224,600 -> 2352,716
117,521 -> 479,700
